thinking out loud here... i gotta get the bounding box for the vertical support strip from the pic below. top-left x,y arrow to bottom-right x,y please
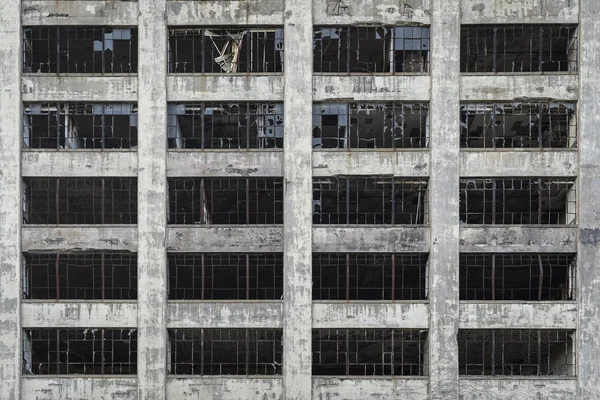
578,1 -> 600,398
138,1 -> 167,399
283,0 -> 313,398
0,1 -> 22,398
429,0 -> 460,397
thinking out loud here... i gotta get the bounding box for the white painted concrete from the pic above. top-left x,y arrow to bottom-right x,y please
461,0 -> 579,24
22,151 -> 138,177
22,302 -> 138,328
22,0 -> 139,26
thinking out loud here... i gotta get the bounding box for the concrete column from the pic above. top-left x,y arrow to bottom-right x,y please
0,1 -> 22,399
282,0 -> 313,398
137,1 -> 168,399
428,0 -> 461,398
577,1 -> 600,398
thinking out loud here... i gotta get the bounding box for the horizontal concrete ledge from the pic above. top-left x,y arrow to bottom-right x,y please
460,151 -> 578,177
313,377 -> 428,400
460,226 -> 577,253
313,303 -> 429,329
22,151 -> 138,177
167,151 -> 283,177
461,75 -> 579,101
22,302 -> 137,328
313,0 -> 431,25
167,377 -> 283,400
22,75 -> 138,102
167,226 -> 283,252
313,151 -> 430,177
313,75 -> 430,102
22,0 -> 138,25
461,0 -> 579,24
458,378 -> 577,399
167,302 -> 283,328
459,302 -> 577,329
167,0 -> 284,25
313,226 -> 430,253
22,226 -> 137,252
167,75 -> 283,102
21,377 -> 138,400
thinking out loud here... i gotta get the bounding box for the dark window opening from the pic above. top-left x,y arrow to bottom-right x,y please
168,27 -> 284,73
313,253 -> 428,301
23,27 -> 138,74
168,253 -> 283,300
312,329 -> 426,376
461,25 -> 578,73
313,26 -> 430,73
313,176 -> 428,225
23,178 -> 138,224
23,252 -> 137,300
313,103 -> 429,149
458,330 -> 575,376
23,103 -> 138,149
23,329 -> 137,375
168,178 -> 283,225
169,329 -> 282,375
168,103 -> 283,149
459,253 -> 576,301
459,178 -> 576,225
460,102 -> 576,149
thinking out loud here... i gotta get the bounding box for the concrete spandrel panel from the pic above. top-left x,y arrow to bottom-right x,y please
314,0 -> 431,25
313,75 -> 430,102
22,0 -> 138,25
458,378 -> 577,399
462,0 -> 579,24
21,378 -> 138,400
22,76 -> 138,102
312,378 -> 429,400
167,378 -> 283,400
168,0 -> 284,25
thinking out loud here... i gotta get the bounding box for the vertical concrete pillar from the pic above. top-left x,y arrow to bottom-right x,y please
283,0 -> 313,398
0,1 -> 22,399
577,1 -> 600,398
137,1 -> 168,399
428,0 -> 460,398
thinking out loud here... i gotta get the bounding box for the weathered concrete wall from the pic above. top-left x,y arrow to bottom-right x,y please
22,151 -> 138,177
459,227 -> 577,253
168,0 -> 284,25
461,75 -> 578,101
166,377 -> 283,400
167,302 -> 283,328
313,0 -> 431,25
167,76 -> 283,102
460,151 -> 578,177
22,226 -> 137,252
22,0 -> 138,26
22,377 -> 138,400
458,378 -> 577,400
313,76 -> 430,102
313,303 -> 429,328
22,302 -> 137,328
313,151 -> 429,177
312,377 -> 428,400
459,303 -> 577,329
462,0 -> 578,24
22,76 -> 138,102
167,226 -> 283,252
312,227 -> 430,253
167,151 -> 282,177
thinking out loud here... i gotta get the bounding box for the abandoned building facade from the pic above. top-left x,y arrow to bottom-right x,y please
1,0 -> 599,399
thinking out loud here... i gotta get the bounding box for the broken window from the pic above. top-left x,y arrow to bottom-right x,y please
458,330 -> 575,376
23,178 -> 137,224
313,103 -> 429,149
168,27 -> 284,73
23,103 -> 138,149
23,27 -> 138,74
461,25 -> 578,73
313,26 -> 430,73
313,253 -> 428,301
23,252 -> 137,300
459,178 -> 576,225
23,329 -> 137,375
312,329 -> 426,376
167,103 -> 283,149
313,176 -> 428,225
169,329 -> 282,375
460,254 -> 576,301
168,178 -> 283,224
168,253 -> 283,300
460,102 -> 577,149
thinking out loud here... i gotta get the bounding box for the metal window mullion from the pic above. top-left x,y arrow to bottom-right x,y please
345,329 -> 350,376
491,331 -> 496,375
538,254 -> 544,301
538,178 -> 543,224
538,27 -> 544,72
491,254 -> 495,301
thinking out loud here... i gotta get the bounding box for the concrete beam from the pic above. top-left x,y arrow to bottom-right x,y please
167,0 -> 284,25
22,151 -> 138,177
313,75 -> 430,102
166,378 -> 283,400
22,302 -> 137,328
313,302 -> 429,329
167,76 -> 283,102
459,226 -> 577,253
461,0 -> 578,24
460,151 -> 578,177
313,151 -> 430,177
22,0 -> 138,26
313,0 -> 431,25
167,226 -> 283,253
312,378 -> 428,400
22,226 -> 137,252
458,378 -> 577,399
461,75 -> 578,101
167,302 -> 283,328
313,227 -> 430,253
22,378 -> 138,400
22,76 -> 138,102
459,302 -> 577,330
167,151 -> 282,177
